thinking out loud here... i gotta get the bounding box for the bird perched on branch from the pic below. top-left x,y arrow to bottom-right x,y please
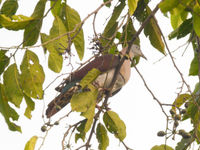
46,44 -> 146,118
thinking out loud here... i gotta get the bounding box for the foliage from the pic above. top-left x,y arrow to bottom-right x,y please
0,0 -> 200,149
24,136 -> 38,150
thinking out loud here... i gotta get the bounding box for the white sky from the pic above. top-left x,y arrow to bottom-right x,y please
0,0 -> 198,150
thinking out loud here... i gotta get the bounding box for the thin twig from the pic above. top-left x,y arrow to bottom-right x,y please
62,120 -> 83,150
134,66 -> 168,117
121,141 -> 134,150
153,41 -> 190,64
85,110 -> 101,150
156,18 -> 192,94
38,126 -> 52,150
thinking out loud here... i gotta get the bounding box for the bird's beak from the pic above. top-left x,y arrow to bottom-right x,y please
141,53 -> 147,60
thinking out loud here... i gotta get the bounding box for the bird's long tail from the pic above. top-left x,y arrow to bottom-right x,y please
45,93 -> 71,118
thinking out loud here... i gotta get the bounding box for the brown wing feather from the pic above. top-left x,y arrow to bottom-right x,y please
71,54 -> 120,81
56,54 -> 120,92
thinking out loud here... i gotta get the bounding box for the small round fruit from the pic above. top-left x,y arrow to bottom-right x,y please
170,109 -> 176,115
54,121 -> 59,125
178,129 -> 186,136
174,114 -> 181,120
157,131 -> 166,137
182,132 -> 191,139
184,102 -> 189,108
174,121 -> 179,127
41,125 -> 47,132
180,109 -> 186,114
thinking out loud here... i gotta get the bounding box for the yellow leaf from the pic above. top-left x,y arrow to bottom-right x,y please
3,64 -> 23,107
96,123 -> 109,150
103,111 -> 126,141
193,4 -> 200,37
20,50 -> 45,99
172,94 -> 191,110
0,84 -> 21,132
65,4 -> 84,60
24,136 -> 38,150
0,14 -> 33,30
80,68 -> 101,89
128,0 -> 138,15
71,84 -> 98,112
144,6 -> 165,54
159,0 -> 179,13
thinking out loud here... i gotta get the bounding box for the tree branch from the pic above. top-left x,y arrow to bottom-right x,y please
196,36 -> 200,84
103,3 -> 160,107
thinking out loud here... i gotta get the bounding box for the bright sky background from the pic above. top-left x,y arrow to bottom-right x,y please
0,0 -> 198,150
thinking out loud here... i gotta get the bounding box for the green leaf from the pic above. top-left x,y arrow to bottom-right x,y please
81,103 -> 95,132
49,16 -> 68,54
168,28 -> 178,40
96,123 -> 109,150
172,94 -> 191,110
103,0 -> 111,7
23,20 -> 42,46
159,0 -> 179,13
189,52 -> 198,76
40,33 -> 48,53
75,132 -> 86,143
133,0 -> 150,22
0,0 -> 18,17
31,0 -> 47,19
23,0 -> 47,46
151,144 -> 174,150
144,6 -> 165,54
0,14 -> 34,30
74,84 -> 97,133
80,68 -> 101,89
193,82 -> 200,94
20,50 -> 45,99
71,84 -> 98,112
198,0 -> 200,5
40,32 -> 63,73
50,0 -> 62,17
24,94 -> 35,119
121,17 -> 140,46
64,4 -> 84,60
41,16 -> 68,73
177,18 -> 192,39
193,4 -> 200,37
102,1 -> 125,39
175,137 -> 194,150
24,136 -> 38,150
103,111 -> 126,141
182,101 -> 197,121
0,50 -> 9,75
75,119 -> 87,142
3,64 -> 23,107
48,51 -> 63,73
170,6 -> 188,29
99,0 -> 125,52
128,0 -> 139,15
82,117 -> 93,133
0,84 -> 21,132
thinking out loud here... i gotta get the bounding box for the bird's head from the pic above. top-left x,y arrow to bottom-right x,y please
129,44 -> 147,60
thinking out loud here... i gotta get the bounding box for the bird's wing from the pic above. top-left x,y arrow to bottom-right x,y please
56,54 -> 120,92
